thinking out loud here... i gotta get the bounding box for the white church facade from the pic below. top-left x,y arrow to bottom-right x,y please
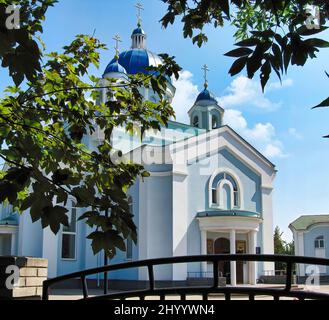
0,17 -> 276,285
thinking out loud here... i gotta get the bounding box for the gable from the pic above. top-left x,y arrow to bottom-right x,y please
123,125 -> 276,186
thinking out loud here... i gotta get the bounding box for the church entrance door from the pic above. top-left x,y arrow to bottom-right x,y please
214,238 -> 231,284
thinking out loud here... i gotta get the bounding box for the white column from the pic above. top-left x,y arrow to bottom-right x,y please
138,178 -> 148,281
230,229 -> 236,286
261,186 -> 275,274
42,227 -> 58,278
248,230 -> 257,285
201,229 -> 207,277
172,171 -> 188,280
10,232 -> 17,255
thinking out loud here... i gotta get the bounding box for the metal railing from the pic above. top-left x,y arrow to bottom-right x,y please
42,254 -> 329,300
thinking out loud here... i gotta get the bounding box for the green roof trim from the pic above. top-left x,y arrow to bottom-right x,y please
0,216 -> 18,226
289,215 -> 329,231
197,209 -> 261,219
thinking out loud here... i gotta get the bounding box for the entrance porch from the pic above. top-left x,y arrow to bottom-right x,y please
197,210 -> 261,285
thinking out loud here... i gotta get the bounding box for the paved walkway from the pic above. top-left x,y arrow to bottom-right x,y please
48,285 -> 329,300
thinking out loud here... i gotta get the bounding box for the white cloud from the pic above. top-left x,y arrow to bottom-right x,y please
263,143 -> 286,158
268,78 -> 293,91
218,76 -> 293,111
288,128 -> 303,140
171,70 -> 199,123
224,109 -> 287,159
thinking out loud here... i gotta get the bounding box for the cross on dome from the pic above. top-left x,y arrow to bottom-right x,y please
202,64 -> 210,88
135,2 -> 144,27
113,34 -> 122,60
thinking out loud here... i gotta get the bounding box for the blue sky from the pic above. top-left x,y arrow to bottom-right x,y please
1,0 -> 329,241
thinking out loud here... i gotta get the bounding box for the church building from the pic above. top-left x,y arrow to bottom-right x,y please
0,12 -> 276,286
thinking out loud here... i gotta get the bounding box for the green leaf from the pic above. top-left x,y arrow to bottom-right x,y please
312,97 -> 329,109
297,26 -> 328,36
141,171 -> 150,178
304,38 -> 329,48
235,38 -> 259,47
224,47 -> 253,57
42,205 -> 69,234
228,56 -> 248,76
283,45 -> 292,73
260,60 -> 271,92
30,197 -> 52,223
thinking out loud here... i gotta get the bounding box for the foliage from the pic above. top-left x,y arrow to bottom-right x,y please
0,1 -> 181,258
274,226 -> 295,271
0,0 -> 58,86
160,0 -> 329,106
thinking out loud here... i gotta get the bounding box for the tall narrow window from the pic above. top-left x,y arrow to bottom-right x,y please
212,115 -> 218,129
61,201 -> 77,260
193,116 -> 199,128
126,197 -> 133,260
212,188 -> 217,204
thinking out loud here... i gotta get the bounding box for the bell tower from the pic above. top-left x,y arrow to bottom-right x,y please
188,65 -> 224,130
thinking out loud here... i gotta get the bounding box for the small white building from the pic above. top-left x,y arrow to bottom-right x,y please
289,215 -> 329,276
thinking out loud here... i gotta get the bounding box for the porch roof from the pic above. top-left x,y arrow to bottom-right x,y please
197,209 -> 261,219
0,216 -> 18,226
289,214 -> 329,231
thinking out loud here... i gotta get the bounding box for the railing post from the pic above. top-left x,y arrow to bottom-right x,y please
81,276 -> 89,299
213,260 -> 219,288
285,262 -> 293,292
148,265 -> 155,291
42,284 -> 49,301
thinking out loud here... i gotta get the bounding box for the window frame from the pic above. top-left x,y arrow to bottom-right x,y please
211,172 -> 241,210
314,236 -> 325,249
61,201 -> 78,261
193,115 -> 199,128
212,115 -> 218,129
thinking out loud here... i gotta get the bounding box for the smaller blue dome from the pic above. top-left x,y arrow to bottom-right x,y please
196,88 -> 217,103
132,27 -> 145,35
103,61 -> 127,76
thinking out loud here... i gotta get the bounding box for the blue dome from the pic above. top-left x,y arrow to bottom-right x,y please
103,60 -> 127,75
196,88 -> 217,103
132,27 -> 146,35
108,49 -> 163,76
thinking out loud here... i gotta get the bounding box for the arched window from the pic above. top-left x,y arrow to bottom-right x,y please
315,236 -> 325,249
193,115 -> 199,128
212,115 -> 218,129
211,172 -> 240,209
